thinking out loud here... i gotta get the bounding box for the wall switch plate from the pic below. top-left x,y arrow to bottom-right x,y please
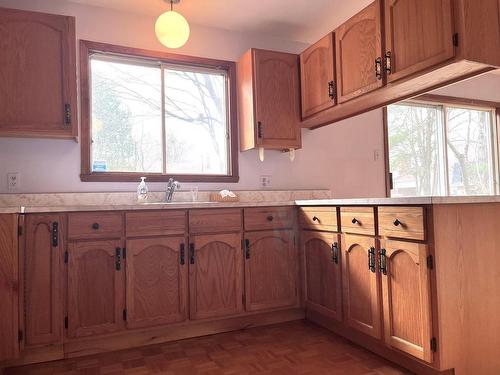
7,173 -> 20,191
260,175 -> 272,188
373,149 -> 381,161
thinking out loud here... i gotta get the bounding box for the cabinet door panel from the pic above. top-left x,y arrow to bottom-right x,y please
303,231 -> 342,321
384,0 -> 454,82
126,237 -> 187,329
336,0 -> 383,102
24,214 -> 63,346
245,230 -> 297,311
342,234 -> 381,339
300,33 -> 336,118
189,233 -> 243,320
67,240 -> 124,338
381,239 -> 433,362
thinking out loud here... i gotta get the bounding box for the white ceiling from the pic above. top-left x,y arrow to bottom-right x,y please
65,0 -> 373,43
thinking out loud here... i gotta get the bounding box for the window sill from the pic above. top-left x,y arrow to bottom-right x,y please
80,172 -> 239,183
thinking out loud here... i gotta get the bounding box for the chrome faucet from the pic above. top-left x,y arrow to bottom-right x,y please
166,178 -> 180,202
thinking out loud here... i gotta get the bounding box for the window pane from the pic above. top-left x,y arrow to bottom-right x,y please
164,68 -> 228,175
387,104 -> 444,197
446,107 -> 494,195
91,58 -> 162,172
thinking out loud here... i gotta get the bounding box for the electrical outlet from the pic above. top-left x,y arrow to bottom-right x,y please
7,173 -> 20,191
260,175 -> 272,188
373,149 -> 381,161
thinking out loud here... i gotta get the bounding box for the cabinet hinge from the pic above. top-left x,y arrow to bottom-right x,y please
18,330 -> 24,342
430,337 -> 437,352
18,226 -> 23,237
257,122 -> 263,139
64,316 -> 68,329
453,33 -> 459,47
427,255 -> 434,270
242,294 -> 246,306
122,247 -> 127,259
64,103 -> 72,125
123,309 -> 127,321
64,250 -> 69,264
52,222 -> 59,248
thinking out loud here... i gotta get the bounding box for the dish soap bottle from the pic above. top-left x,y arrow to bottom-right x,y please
137,177 -> 148,202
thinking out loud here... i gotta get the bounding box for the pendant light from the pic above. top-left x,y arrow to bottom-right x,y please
155,0 -> 190,49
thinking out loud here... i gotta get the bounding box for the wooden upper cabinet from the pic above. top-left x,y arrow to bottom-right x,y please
67,240 -> 124,338
24,214 -> 63,347
0,7 -> 77,139
125,237 -> 188,329
384,0 -> 455,82
380,239 -> 433,362
238,49 -> 301,151
335,0 -> 383,102
189,233 -> 243,320
244,230 -> 298,312
342,234 -> 381,339
300,34 -> 336,118
303,231 -> 342,322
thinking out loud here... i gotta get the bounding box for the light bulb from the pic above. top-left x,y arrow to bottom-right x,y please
155,10 -> 190,49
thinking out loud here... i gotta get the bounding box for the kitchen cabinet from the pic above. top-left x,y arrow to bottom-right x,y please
384,0 -> 455,83
125,236 -> 188,329
299,34 -> 336,118
24,214 -> 63,346
303,231 -> 342,321
238,48 -> 302,151
380,239 -> 433,363
244,230 -> 297,311
188,233 -> 244,320
342,234 -> 382,339
335,0 -> 383,102
0,7 -> 77,139
67,240 -> 125,338
0,215 -> 19,361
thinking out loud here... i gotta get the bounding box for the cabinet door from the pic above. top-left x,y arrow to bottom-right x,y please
0,7 -> 77,138
254,49 -> 301,149
300,34 -> 336,118
384,0 -> 454,82
126,237 -> 188,329
335,0 -> 383,102
244,230 -> 297,311
24,214 -> 63,346
303,231 -> 342,321
0,215 -> 19,361
342,234 -> 381,339
67,240 -> 124,338
189,233 -> 243,320
380,239 -> 433,362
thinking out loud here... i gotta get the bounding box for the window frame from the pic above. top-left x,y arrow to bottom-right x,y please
79,40 -> 239,182
384,94 -> 500,197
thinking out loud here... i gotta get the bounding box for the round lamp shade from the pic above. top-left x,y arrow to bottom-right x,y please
155,10 -> 190,48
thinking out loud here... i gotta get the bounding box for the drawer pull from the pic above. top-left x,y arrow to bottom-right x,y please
266,215 -> 274,222
393,219 -> 402,227
352,218 -> 359,225
368,247 -> 376,273
312,216 -> 319,222
92,223 -> 100,230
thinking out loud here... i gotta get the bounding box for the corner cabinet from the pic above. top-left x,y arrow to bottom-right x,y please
237,49 -> 302,151
0,7 -> 77,139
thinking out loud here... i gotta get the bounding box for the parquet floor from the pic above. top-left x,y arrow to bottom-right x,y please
6,321 -> 414,375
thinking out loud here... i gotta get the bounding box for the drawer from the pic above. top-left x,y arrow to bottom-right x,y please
299,207 -> 338,231
244,207 -> 294,231
340,207 -> 375,236
68,212 -> 123,240
189,209 -> 242,234
126,210 -> 186,237
378,206 -> 425,241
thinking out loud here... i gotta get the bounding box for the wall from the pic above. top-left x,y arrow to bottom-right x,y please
0,0 -> 387,197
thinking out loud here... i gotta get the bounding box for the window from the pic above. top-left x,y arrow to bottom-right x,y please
80,41 -> 238,182
386,96 -> 499,197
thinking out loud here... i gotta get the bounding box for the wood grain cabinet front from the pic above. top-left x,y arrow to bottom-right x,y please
244,207 -> 294,231
378,206 -> 425,241
68,212 -> 123,240
340,207 -> 376,236
299,207 -> 338,232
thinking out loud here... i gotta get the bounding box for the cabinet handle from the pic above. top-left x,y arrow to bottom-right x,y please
379,248 -> 387,275
312,216 -> 319,222
266,215 -> 274,222
245,239 -> 250,259
393,219 -> 401,227
52,222 -> 59,247
384,51 -> 392,74
92,223 -> 100,230
332,242 -> 339,264
368,247 -> 376,273
115,247 -> 121,271
328,81 -> 336,100
189,243 -> 195,264
352,218 -> 359,225
375,57 -> 382,80
180,243 -> 185,265
257,122 -> 263,138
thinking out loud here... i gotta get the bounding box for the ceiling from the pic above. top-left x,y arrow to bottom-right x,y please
66,0 -> 373,43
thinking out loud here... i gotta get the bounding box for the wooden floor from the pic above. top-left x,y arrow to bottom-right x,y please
6,321 -> 414,375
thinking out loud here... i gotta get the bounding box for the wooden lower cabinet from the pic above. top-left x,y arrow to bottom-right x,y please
244,230 -> 298,311
67,240 -> 125,338
303,231 -> 342,321
342,234 -> 382,339
125,237 -> 188,329
189,233 -> 244,320
380,239 -> 433,363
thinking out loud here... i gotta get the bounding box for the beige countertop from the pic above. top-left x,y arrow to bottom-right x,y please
297,196 -> 500,206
